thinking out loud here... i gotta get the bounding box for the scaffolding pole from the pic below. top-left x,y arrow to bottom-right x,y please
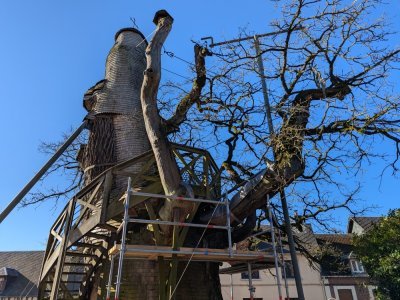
106,254 -> 116,300
114,177 -> 132,300
226,197 -> 233,257
230,274 -> 234,300
247,263 -> 255,300
280,190 -> 305,299
277,229 -> 290,299
254,34 -> 305,300
267,195 -> 283,300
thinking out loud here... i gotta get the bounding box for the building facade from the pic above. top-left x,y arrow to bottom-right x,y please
220,254 -> 326,300
220,224 -> 326,300
221,217 -> 381,300
316,217 -> 381,300
316,234 -> 376,300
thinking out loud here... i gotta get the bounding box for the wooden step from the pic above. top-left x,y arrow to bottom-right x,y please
43,280 -> 83,284
66,251 -> 99,259
44,289 -> 80,293
62,271 -> 86,275
85,232 -> 109,240
62,280 -> 83,284
97,223 -> 118,231
74,242 -> 105,249
64,262 -> 92,267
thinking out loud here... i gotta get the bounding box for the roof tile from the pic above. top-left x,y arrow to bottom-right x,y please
0,251 -> 44,297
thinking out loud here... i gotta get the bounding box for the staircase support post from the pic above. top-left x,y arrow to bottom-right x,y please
50,198 -> 76,300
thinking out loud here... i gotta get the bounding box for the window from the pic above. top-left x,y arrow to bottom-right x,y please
338,289 -> 354,299
241,270 -> 260,279
0,276 -> 6,292
350,259 -> 365,274
334,285 -> 357,300
282,261 -> 295,278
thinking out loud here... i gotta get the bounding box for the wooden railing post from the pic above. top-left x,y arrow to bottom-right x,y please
50,198 -> 76,300
100,171 -> 113,224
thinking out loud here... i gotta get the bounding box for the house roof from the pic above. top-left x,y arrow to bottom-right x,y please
314,234 -> 354,276
293,224 -> 319,253
347,217 -> 381,233
240,223 -> 319,255
314,234 -> 353,246
0,267 -> 19,277
0,251 -> 44,297
314,233 -> 354,254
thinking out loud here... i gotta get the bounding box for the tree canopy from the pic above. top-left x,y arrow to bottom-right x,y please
26,0 -> 400,234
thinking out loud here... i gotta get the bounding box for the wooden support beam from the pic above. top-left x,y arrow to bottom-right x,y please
175,202 -> 200,248
100,171 -> 113,224
40,247 -> 61,282
130,156 -> 156,185
0,121 -> 87,224
50,199 -> 75,300
67,215 -> 103,248
79,246 -> 108,298
144,202 -> 162,245
158,257 -> 167,300
73,178 -> 104,227
106,181 -> 163,219
173,150 -> 202,184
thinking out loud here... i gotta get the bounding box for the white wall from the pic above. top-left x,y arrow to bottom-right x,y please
220,255 -> 325,300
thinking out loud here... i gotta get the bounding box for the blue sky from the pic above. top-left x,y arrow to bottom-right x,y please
0,1 -> 399,251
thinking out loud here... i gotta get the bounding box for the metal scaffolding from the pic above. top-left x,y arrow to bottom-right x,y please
105,177 -> 276,300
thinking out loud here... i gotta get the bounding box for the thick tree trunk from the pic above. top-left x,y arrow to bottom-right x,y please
82,28 -> 159,300
91,226 -> 224,299
93,260 -> 223,300
81,21 -> 225,299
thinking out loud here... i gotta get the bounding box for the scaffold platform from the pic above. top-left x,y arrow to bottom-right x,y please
109,244 -> 277,263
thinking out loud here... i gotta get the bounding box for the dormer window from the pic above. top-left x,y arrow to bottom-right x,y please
350,259 -> 365,274
0,267 -> 18,293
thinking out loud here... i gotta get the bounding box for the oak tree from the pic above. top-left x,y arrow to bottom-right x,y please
22,0 -> 400,299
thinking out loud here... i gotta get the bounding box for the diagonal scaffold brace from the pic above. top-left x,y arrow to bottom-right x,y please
0,119 -> 89,224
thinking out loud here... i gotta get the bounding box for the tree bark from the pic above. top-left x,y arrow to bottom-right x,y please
92,259 -> 223,300
140,10 -> 196,226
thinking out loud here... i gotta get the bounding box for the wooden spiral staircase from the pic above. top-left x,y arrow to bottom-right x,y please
37,144 -> 221,299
